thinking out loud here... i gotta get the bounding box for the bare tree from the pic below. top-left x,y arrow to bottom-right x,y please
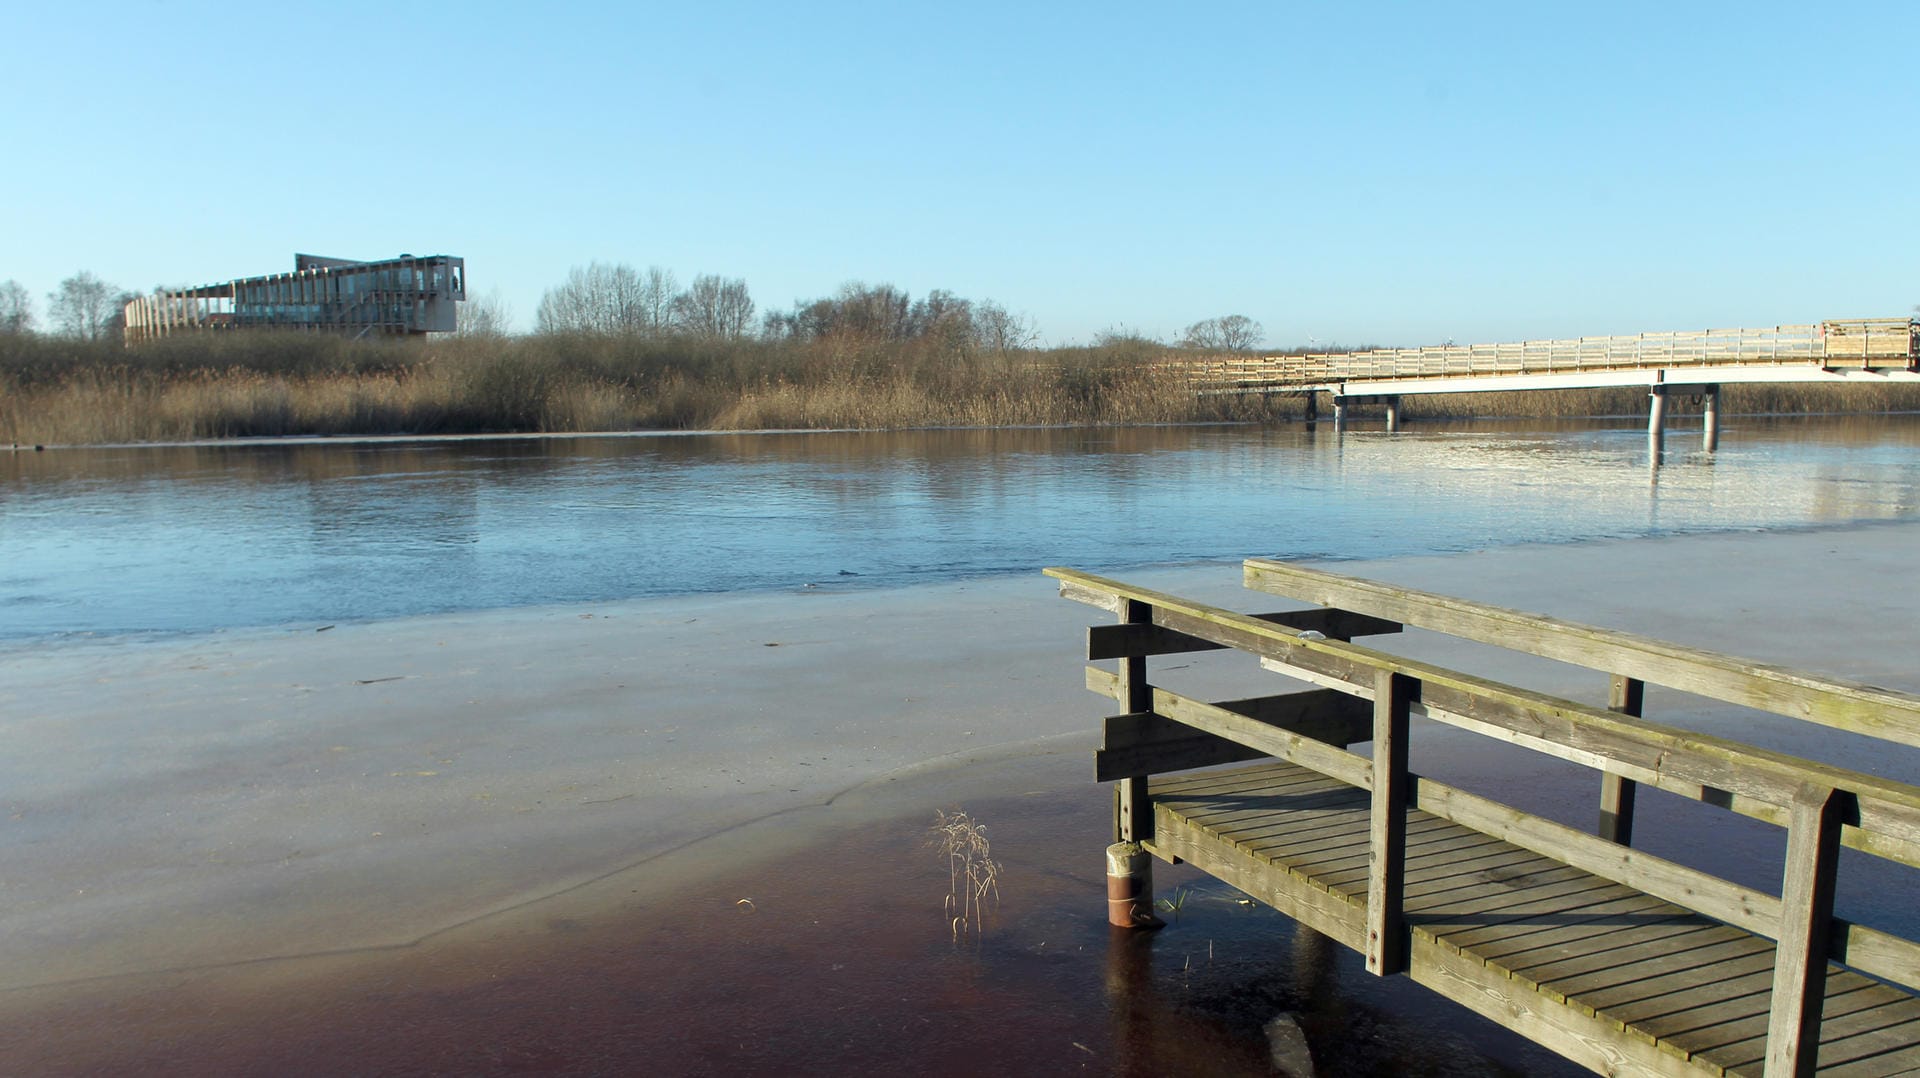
48,271 -> 122,340
764,282 -> 921,342
1214,314 -> 1264,351
457,288 -> 516,336
974,300 -> 1038,354
0,280 -> 33,334
1181,314 -> 1264,352
637,266 -> 678,336
909,289 -> 974,352
535,262 -> 646,334
535,262 -> 688,336
671,274 -> 755,341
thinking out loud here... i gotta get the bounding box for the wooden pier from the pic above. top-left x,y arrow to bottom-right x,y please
1049,562 -> 1920,1077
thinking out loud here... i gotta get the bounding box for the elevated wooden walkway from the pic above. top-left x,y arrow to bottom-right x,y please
1170,318 -> 1919,398
1049,563 -> 1920,1077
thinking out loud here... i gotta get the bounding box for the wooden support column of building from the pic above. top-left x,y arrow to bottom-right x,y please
1599,674 -> 1644,845
1703,383 -> 1721,452
1366,669 -> 1415,976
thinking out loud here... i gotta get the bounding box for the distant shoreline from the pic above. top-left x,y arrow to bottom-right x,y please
7,330 -> 1918,446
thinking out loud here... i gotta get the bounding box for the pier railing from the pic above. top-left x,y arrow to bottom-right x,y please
1049,562 -> 1920,1077
1166,318 -> 1920,392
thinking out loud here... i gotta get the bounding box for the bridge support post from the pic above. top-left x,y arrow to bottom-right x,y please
1647,386 -> 1668,463
1384,396 -> 1401,432
1332,396 -> 1348,428
1303,392 -> 1318,424
1702,384 -> 1720,452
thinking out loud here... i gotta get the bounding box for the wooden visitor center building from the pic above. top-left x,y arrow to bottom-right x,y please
121,253 -> 467,343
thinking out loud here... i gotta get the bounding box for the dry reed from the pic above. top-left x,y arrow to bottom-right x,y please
930,809 -> 1001,942
4,331 -> 1913,445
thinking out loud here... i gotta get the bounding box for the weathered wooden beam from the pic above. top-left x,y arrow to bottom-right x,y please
1116,598 -> 1152,845
1241,558 -> 1920,748
1600,675 -> 1645,845
1096,687 -> 1371,782
1084,671 -> 1373,789
1367,670 -> 1415,977
1086,608 -> 1400,660
1268,663 -> 1920,872
1098,712 -> 1270,780
1047,567 -> 1920,865
1765,785 -> 1847,1078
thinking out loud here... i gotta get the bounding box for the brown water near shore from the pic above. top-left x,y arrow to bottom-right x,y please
0,771 -> 1582,1077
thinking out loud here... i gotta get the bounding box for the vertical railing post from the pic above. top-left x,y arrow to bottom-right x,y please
1764,783 -> 1846,1078
1366,669 -> 1415,976
1115,598 -> 1153,846
1599,675 -> 1644,845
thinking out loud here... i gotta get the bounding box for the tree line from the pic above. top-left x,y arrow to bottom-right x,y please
525,260 -> 1265,354
2,261 -> 1270,354
0,272 -> 135,340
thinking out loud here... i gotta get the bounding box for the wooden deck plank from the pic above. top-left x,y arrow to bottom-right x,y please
1714,1003 -> 1920,1071
1620,972 -> 1873,1029
1331,847 -> 1564,902
1817,1041 -> 1920,1077
1547,936 -> 1777,999
1363,852 -> 1577,910
1573,949 -> 1782,1013
1504,922 -> 1748,984
1663,981 -> 1890,1058
1604,967 -> 1781,1028
1139,758 -> 1920,1078
1193,795 -> 1388,848
1177,797 -> 1376,847
1432,894 -> 1681,962
1318,826 -> 1545,879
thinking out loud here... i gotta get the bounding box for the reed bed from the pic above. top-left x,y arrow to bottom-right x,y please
3,332 -> 1914,445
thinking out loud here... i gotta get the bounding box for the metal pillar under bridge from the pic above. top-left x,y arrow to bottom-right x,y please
1648,383 -> 1722,466
1648,386 -> 1668,461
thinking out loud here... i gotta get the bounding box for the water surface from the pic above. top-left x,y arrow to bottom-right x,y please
3,416 -> 1917,639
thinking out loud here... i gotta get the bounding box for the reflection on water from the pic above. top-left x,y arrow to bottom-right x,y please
2,416 -> 1917,638
0,787 -> 1581,1078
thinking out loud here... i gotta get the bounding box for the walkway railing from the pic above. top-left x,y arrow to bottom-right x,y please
1050,561 -> 1920,1077
1167,318 -> 1919,392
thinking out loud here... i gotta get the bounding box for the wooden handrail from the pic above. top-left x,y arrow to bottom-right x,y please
1054,560 -> 1920,1068
1047,567 -> 1920,856
1162,317 -> 1918,390
1242,559 -> 1920,748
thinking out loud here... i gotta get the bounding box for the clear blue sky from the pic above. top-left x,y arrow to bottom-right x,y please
3,1 -> 1914,346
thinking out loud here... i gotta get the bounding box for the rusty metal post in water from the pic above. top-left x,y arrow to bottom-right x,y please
1106,842 -> 1162,929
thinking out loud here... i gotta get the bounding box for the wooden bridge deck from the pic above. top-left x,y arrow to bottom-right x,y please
1050,561 -> 1920,1078
1166,317 -> 1920,397
1154,761 -> 1920,1077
